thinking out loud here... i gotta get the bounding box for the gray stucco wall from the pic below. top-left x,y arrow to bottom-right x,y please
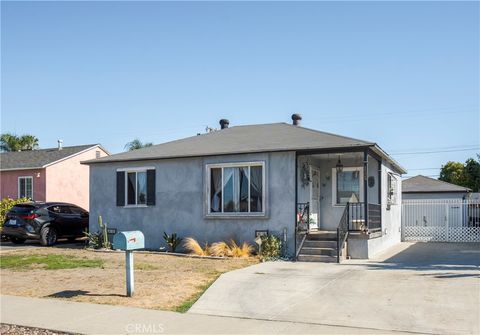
366,162 -> 402,258
403,192 -> 468,200
89,151 -> 296,256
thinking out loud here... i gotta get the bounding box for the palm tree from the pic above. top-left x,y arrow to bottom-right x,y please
124,138 -> 153,151
0,133 -> 39,152
18,135 -> 39,150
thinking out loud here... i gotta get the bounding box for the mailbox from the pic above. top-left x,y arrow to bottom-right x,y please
113,231 -> 145,251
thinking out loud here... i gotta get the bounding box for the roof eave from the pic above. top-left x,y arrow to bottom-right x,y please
370,144 -> 407,174
81,144 -> 374,165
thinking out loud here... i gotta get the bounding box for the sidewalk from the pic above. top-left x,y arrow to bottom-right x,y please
1,295 -> 415,335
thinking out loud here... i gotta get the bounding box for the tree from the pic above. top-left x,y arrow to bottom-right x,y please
464,156 -> 480,192
124,138 -> 153,151
0,133 -> 39,152
439,156 -> 480,192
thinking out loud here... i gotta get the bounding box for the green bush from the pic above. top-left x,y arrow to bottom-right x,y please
0,197 -> 30,227
259,235 -> 282,261
163,232 -> 183,252
84,216 -> 111,249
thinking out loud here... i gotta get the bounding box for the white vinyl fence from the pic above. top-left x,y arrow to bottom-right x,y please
402,200 -> 480,242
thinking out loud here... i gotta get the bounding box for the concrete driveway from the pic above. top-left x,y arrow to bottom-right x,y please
190,242 -> 480,335
0,239 -> 85,252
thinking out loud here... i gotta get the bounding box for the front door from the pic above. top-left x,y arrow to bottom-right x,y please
310,167 -> 321,230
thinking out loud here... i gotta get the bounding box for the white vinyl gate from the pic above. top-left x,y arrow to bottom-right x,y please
402,200 -> 480,242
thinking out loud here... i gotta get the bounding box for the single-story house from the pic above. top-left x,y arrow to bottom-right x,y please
402,175 -> 471,201
0,143 -> 109,210
84,115 -> 406,261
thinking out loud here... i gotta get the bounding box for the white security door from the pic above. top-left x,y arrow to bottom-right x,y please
310,167 -> 321,230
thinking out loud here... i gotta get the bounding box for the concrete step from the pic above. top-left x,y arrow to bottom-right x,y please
307,231 -> 337,241
297,254 -> 338,263
300,247 -> 337,256
303,240 -> 337,249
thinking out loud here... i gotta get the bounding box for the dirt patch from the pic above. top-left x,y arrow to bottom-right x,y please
0,248 -> 257,311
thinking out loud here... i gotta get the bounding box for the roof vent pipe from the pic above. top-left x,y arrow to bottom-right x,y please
291,114 -> 302,126
58,139 -> 63,150
219,119 -> 230,129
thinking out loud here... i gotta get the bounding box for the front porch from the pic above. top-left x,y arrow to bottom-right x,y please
294,147 -> 384,262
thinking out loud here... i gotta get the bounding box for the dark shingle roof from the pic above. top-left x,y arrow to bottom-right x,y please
84,123 -> 405,173
0,144 -> 102,170
403,175 -> 471,193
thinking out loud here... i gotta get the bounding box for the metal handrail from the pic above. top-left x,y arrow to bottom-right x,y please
296,202 -> 310,234
336,202 -> 349,263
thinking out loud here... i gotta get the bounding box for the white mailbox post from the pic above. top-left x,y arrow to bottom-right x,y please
112,231 -> 145,297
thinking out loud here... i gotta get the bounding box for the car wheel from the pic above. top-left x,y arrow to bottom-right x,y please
40,226 -> 58,246
10,237 -> 26,244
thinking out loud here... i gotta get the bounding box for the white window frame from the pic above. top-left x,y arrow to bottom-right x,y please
18,176 -> 33,200
387,172 -> 398,206
206,161 -> 266,217
332,167 -> 364,206
117,167 -> 153,208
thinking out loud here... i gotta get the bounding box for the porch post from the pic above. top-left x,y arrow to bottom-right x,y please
363,150 -> 369,231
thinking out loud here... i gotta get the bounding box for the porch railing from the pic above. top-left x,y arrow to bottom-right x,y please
348,202 -> 382,233
336,204 -> 349,263
296,202 -> 310,234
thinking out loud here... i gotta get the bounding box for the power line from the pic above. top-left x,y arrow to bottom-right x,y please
406,167 -> 441,171
391,147 -> 480,155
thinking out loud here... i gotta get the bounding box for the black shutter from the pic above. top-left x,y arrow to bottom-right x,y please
146,169 -> 156,206
116,171 -> 125,206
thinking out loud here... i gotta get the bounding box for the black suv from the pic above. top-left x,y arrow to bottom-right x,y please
2,202 -> 89,246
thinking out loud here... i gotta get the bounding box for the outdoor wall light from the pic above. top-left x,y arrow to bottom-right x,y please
36,172 -> 41,178
336,156 -> 343,173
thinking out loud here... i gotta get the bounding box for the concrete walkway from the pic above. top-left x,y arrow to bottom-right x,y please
1,295 -> 415,335
190,242 -> 480,335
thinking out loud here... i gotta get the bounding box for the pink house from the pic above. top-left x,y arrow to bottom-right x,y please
0,144 -> 109,210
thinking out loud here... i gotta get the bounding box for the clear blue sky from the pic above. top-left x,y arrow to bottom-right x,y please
2,1 -> 479,178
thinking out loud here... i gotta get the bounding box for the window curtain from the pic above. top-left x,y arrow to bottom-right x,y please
239,167 -> 249,212
250,166 -> 263,212
223,168 -> 235,212
210,168 -> 222,212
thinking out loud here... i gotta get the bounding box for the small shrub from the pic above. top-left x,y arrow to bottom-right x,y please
183,237 -> 211,256
163,232 -> 183,252
210,241 -> 231,257
84,216 -> 111,249
84,230 -> 102,249
210,240 -> 253,258
229,240 -> 254,258
259,235 -> 282,261
0,197 -> 29,227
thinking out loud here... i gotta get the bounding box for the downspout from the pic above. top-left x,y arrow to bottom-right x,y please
294,151 -> 298,260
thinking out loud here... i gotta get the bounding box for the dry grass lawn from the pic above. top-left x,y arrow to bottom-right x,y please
0,247 -> 258,311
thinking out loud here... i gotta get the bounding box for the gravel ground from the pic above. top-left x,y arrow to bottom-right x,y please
0,324 -> 76,335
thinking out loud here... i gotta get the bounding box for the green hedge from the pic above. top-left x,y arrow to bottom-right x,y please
0,197 -> 30,227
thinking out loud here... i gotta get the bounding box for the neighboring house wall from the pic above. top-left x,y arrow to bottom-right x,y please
46,147 -> 108,210
403,192 -> 468,200
0,169 -> 46,201
89,151 -> 297,255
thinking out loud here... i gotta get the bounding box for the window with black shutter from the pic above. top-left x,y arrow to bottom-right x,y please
117,168 -> 155,207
